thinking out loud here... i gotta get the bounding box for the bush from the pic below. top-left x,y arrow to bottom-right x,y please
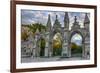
71,43 -> 82,54
21,31 -> 29,41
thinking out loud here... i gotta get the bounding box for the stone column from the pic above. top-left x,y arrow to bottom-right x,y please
62,44 -> 69,57
61,30 -> 69,57
83,35 -> 90,59
32,48 -> 35,58
83,43 -> 90,59
35,34 -> 40,57
67,44 -> 71,57
82,44 -> 85,58
44,41 -> 49,57
34,35 -> 37,57
44,32 -> 49,57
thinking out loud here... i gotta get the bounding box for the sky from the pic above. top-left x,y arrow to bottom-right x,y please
21,9 -> 90,43
53,33 -> 82,46
71,33 -> 82,46
21,9 -> 90,29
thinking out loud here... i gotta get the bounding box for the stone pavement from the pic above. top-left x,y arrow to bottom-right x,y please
21,56 -> 89,63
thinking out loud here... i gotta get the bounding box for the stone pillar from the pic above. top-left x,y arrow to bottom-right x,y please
34,35 -> 37,57
82,44 -> 85,58
83,43 -> 90,59
44,32 -> 49,57
62,42 -> 69,57
35,34 -> 40,57
83,36 -> 90,59
32,48 -> 35,58
62,29 -> 69,57
67,44 -> 71,57
44,41 -> 49,57
86,45 -> 90,59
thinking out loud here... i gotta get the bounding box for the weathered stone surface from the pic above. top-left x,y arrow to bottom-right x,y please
22,13 -> 90,59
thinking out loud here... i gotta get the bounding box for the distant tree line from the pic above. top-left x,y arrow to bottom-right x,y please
21,23 -> 46,41
27,23 -> 46,34
71,42 -> 82,54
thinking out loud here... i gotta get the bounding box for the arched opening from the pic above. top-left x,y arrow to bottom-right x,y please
39,37 -> 46,57
70,33 -> 83,57
52,32 -> 62,56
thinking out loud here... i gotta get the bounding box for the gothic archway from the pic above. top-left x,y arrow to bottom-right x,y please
52,32 -> 62,56
69,31 -> 84,57
39,38 -> 46,57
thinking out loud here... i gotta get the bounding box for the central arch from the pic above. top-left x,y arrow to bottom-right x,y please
52,32 -> 62,56
69,31 -> 84,57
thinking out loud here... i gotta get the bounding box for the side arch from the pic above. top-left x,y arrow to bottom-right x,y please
35,36 -> 46,57
68,30 -> 85,58
69,31 -> 85,43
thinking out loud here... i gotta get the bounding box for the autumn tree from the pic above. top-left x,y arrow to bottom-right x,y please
21,30 -> 29,41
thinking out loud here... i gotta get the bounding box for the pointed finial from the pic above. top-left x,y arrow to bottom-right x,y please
56,15 -> 58,19
86,13 -> 87,16
48,14 -> 50,18
64,12 -> 69,28
46,14 -> 52,31
74,16 -> 77,23
84,13 -> 90,24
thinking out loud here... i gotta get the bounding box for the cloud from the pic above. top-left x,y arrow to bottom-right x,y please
69,12 -> 90,29
71,33 -> 82,45
21,10 -> 90,28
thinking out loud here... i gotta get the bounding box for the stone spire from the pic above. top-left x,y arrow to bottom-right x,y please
53,15 -> 61,28
73,16 -> 79,25
71,16 -> 80,29
64,12 -> 69,29
46,14 -> 52,31
84,13 -> 90,30
84,13 -> 90,24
